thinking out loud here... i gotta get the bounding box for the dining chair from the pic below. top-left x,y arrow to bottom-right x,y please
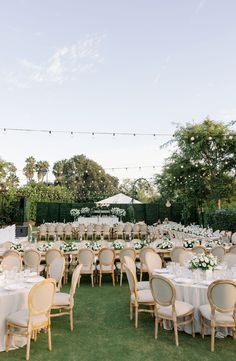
77,248 -> 95,287
211,246 -> 225,264
23,249 -> 44,274
192,245 -> 206,254
116,247 -> 136,286
136,247 -> 156,281
124,257 -> 154,328
1,254 -> 22,272
6,278 -> 56,360
145,252 -> 162,278
45,248 -> 63,277
170,246 -> 185,263
47,256 -> 65,291
97,248 -> 116,286
199,279 -> 236,351
229,245 -> 236,254
223,254 -> 236,268
150,275 -> 195,346
51,264 -> 82,331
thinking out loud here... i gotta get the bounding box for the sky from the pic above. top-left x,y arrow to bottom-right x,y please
0,0 -> 236,185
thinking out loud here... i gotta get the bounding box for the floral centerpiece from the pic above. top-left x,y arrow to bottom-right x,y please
133,240 -> 143,250
70,208 -> 80,221
183,239 -> 196,249
157,240 -> 174,250
10,243 -> 24,252
188,254 -> 217,271
111,207 -> 126,219
112,241 -> 125,250
80,207 -> 90,216
37,242 -> 54,252
60,242 -> 78,252
204,239 -> 223,248
84,241 -> 102,251
141,239 -> 151,247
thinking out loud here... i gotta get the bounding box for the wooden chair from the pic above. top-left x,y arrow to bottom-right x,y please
23,249 -> 44,274
102,224 -> 111,240
116,247 -> 136,286
229,245 -> 236,254
1,253 -> 22,271
47,256 -> 65,291
150,275 -> 195,346
145,252 -> 162,278
124,256 -> 154,328
192,245 -> 206,254
51,265 -> 82,331
211,246 -> 225,264
77,248 -> 95,287
97,248 -> 115,286
170,246 -> 185,263
136,247 -> 156,281
86,224 -> 94,240
6,278 -> 56,360
199,279 -> 236,351
37,224 -> 47,241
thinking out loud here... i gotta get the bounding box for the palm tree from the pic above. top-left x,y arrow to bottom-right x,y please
23,156 -> 36,183
35,161 -> 50,182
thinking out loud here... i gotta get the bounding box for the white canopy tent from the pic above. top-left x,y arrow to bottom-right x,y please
96,193 -> 141,205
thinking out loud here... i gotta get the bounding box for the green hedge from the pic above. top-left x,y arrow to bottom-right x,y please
206,209 -> 236,232
35,200 -> 198,225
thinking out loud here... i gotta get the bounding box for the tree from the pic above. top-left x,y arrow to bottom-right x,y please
0,158 -> 19,189
155,119 -> 236,224
53,154 -> 119,201
119,178 -> 159,202
35,160 -> 50,182
23,156 -> 36,182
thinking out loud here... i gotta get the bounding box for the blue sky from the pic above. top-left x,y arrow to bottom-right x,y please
0,0 -> 236,184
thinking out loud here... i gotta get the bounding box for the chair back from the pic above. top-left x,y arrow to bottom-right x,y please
2,254 -> 22,271
3,249 -> 21,257
46,248 -> 62,265
208,280 -> 236,313
211,246 -> 225,263
29,278 -> 56,316
119,248 -> 136,263
223,254 -> 236,268
145,252 -> 162,276
170,246 -> 185,263
70,264 -> 83,301
123,257 -> 137,295
150,275 -> 175,307
98,248 -> 115,266
48,256 -> 65,289
78,248 -> 94,268
23,249 -> 41,271
139,247 -> 155,264
192,245 -> 206,254
123,254 -> 137,277
231,232 -> 236,245
229,245 -> 236,254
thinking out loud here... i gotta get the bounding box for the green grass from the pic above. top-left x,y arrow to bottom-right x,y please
0,276 -> 235,361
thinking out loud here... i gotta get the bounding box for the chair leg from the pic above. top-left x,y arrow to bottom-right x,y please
192,314 -> 195,338
91,273 -> 94,287
135,306 -> 138,328
70,309 -> 73,331
26,331 -> 31,360
140,270 -> 142,282
48,325 -> 52,351
120,271 -> 123,287
130,302 -> 133,320
112,272 -> 115,286
154,314 -> 159,339
211,325 -> 215,352
99,272 -> 102,287
5,322 -> 10,352
173,320 -> 179,346
200,314 -> 205,339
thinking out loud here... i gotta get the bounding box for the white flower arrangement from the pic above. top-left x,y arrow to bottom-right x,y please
183,239 -> 196,249
37,242 -> 54,252
205,239 -> 223,248
112,241 -> 125,250
157,240 -> 174,250
60,242 -> 78,252
70,208 -> 80,220
80,207 -> 90,215
188,253 -> 217,271
10,243 -> 24,252
84,241 -> 102,251
110,207 -> 126,217
133,241 -> 143,250
141,239 -> 151,247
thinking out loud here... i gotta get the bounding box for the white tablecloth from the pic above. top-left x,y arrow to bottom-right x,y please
0,288 -> 29,351
73,216 -> 119,225
0,225 -> 15,244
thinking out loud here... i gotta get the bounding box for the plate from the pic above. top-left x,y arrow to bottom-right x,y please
5,284 -> 25,291
25,276 -> 44,283
174,278 -> 193,284
153,268 -> 169,274
199,280 -> 212,286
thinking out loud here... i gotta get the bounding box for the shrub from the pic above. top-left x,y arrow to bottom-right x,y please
206,209 -> 236,232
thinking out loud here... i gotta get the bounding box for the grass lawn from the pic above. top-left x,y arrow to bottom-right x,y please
0,275 -> 235,361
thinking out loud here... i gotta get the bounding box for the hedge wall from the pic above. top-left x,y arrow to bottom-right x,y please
35,200 -> 199,225
206,209 -> 236,232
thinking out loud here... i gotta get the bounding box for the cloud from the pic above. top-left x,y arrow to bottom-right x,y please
3,33 -> 105,87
